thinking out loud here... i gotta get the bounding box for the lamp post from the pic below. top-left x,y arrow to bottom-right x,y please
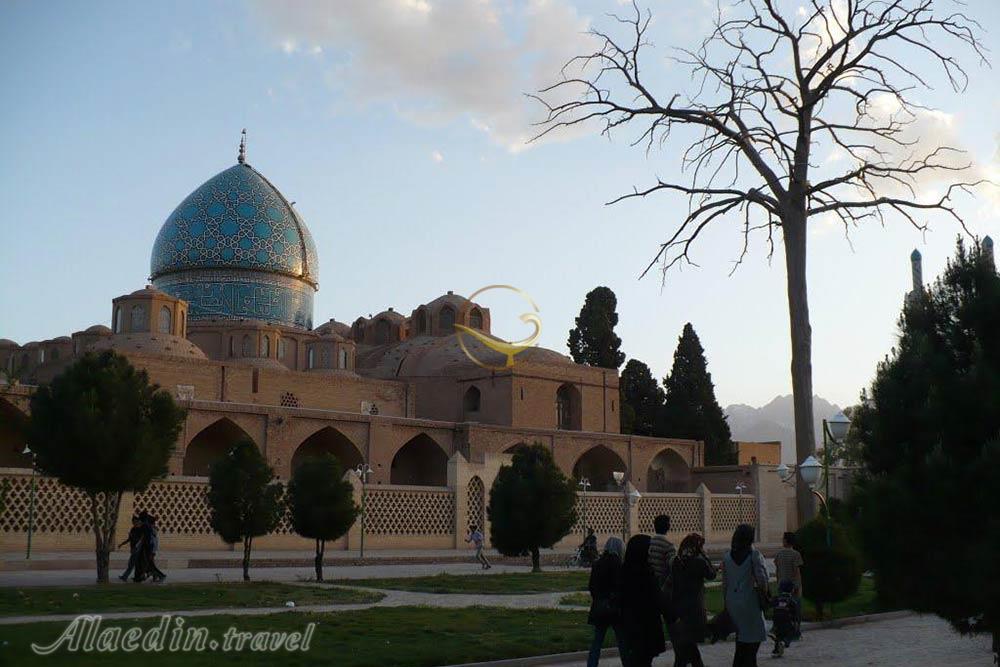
612,471 -> 641,541
354,462 -> 374,560
735,481 -> 748,527
23,445 -> 36,560
577,477 -> 590,536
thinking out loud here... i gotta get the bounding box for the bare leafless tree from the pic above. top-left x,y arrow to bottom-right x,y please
535,0 -> 989,525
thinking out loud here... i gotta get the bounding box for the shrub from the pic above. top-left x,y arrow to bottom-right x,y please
796,515 -> 863,618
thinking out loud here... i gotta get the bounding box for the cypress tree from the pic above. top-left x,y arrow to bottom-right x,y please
658,323 -> 735,464
568,286 -> 625,369
620,359 -> 664,436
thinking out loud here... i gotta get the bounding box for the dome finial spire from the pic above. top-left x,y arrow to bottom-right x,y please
238,128 -> 247,164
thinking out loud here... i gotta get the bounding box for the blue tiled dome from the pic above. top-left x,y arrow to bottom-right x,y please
150,162 -> 319,330
150,164 -> 318,284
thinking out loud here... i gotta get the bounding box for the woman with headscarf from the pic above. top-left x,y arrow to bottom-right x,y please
669,533 -> 717,667
619,534 -> 666,667
722,523 -> 768,667
586,537 -> 625,667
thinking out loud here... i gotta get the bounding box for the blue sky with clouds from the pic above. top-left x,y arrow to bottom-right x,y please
1,0 -> 998,408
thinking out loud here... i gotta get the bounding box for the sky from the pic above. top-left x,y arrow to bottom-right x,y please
1,0 -> 998,409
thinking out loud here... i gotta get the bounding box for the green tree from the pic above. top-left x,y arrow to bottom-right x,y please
796,516 -> 863,619
26,351 -> 185,583
620,359 -> 663,436
853,238 -> 1000,655
287,455 -> 359,582
567,286 -> 625,369
488,443 -> 577,572
207,440 -> 284,581
658,323 -> 735,464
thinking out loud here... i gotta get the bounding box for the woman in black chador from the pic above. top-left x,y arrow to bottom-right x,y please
619,534 -> 666,667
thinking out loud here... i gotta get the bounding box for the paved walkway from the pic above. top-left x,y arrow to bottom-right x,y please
564,614 -> 993,667
0,561 -> 540,587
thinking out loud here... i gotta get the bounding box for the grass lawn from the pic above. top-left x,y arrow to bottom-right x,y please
560,578 -> 890,622
0,606 -> 603,666
0,583 -> 383,617
339,571 -> 589,594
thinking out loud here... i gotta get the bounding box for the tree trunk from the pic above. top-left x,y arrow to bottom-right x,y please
782,212 -> 818,528
91,491 -> 122,584
315,539 -> 325,582
530,547 -> 541,573
242,536 -> 252,582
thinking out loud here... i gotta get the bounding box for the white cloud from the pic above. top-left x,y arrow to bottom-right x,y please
431,150 -> 444,164
251,0 -> 593,151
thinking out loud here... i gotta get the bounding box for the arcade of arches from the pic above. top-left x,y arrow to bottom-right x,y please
291,427 -> 363,473
573,445 -> 626,491
390,434 -> 449,486
646,448 -> 692,493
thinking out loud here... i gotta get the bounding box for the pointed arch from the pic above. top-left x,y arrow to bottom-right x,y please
183,418 -> 255,476
462,386 -> 481,420
503,442 -> 529,455
646,447 -> 692,493
573,445 -> 627,491
291,426 -> 363,473
390,433 -> 448,486
0,398 -> 30,468
467,476 -> 485,532
439,305 -> 456,333
556,383 -> 582,430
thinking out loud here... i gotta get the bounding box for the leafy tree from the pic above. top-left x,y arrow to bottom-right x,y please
488,442 -> 577,572
568,286 -> 625,369
852,238 -> 1000,655
796,516 -> 863,619
620,359 -> 663,435
26,351 -> 185,583
658,323 -> 735,464
207,440 -> 284,581
287,455 -> 359,582
537,0 -> 987,527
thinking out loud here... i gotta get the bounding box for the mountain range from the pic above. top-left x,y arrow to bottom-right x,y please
724,394 -> 843,463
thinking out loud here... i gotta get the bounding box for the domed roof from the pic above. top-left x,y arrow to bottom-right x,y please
315,319 -> 351,338
150,163 -> 319,285
84,325 -> 112,334
90,333 -> 208,359
0,339 -> 18,348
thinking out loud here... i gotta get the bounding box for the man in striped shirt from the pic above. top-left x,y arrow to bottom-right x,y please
773,531 -> 804,638
648,514 -> 677,621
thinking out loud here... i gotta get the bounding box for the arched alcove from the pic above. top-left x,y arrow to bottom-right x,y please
462,386 -> 481,420
556,383 -> 582,430
183,418 -> 254,476
439,306 -> 456,333
390,434 -> 448,486
573,445 -> 627,491
291,426 -> 363,473
646,448 -> 692,492
502,442 -> 529,455
0,399 -> 31,468
468,476 -> 485,531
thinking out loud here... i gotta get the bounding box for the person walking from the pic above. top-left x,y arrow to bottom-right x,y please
465,525 -> 491,569
772,531 -> 803,637
117,516 -> 145,582
722,524 -> 769,667
586,537 -> 625,667
140,512 -> 167,583
648,514 -> 677,626
620,534 -> 666,667
669,533 -> 717,667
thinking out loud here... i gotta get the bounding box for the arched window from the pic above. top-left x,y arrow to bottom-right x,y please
180,311 -> 186,337
241,335 -> 252,357
278,338 -> 287,359
339,348 -> 348,369
38,348 -> 45,364
556,383 -> 581,430
469,308 -> 483,330
261,335 -> 270,357
440,306 -> 456,333
374,319 -> 391,345
159,306 -> 172,334
320,347 -> 330,367
307,347 -> 315,369
228,336 -> 235,357
415,309 -> 427,334
463,386 -> 481,418
130,305 -> 147,332
113,306 -> 123,333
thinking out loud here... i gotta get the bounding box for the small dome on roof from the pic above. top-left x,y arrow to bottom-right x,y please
84,325 -> 112,334
89,334 -> 207,360
52,336 -> 71,343
315,319 -> 352,338
0,339 -> 18,347
373,309 -> 405,321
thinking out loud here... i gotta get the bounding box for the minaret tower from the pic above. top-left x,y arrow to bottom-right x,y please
906,249 -> 923,304
984,235 -> 995,271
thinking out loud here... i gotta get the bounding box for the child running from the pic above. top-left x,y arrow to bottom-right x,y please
465,525 -> 491,569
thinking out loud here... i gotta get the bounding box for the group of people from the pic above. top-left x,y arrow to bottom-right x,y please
117,511 -> 166,583
586,516 -> 804,667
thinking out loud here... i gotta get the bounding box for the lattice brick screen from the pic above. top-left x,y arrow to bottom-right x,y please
638,494 -> 704,534
133,479 -> 214,535
363,487 -> 455,536
467,476 -> 485,531
710,495 -> 757,533
573,492 -> 624,537
0,473 -> 92,533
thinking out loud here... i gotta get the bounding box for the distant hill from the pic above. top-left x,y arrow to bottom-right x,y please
724,395 -> 842,463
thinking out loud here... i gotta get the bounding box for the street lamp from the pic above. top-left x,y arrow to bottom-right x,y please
577,477 -> 591,537
612,471 -> 641,542
735,481 -> 748,527
354,462 -> 374,559
22,444 -> 36,560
